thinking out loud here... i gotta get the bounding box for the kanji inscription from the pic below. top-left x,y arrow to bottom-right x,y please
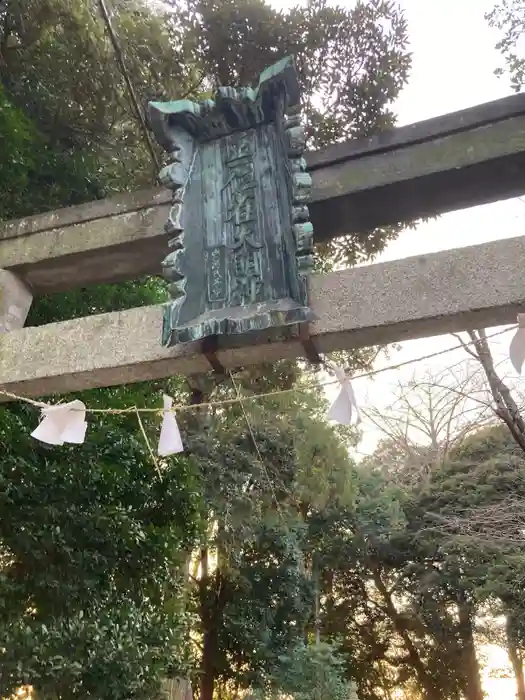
224,133 -> 263,306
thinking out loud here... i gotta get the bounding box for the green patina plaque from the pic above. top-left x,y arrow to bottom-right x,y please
148,56 -> 315,348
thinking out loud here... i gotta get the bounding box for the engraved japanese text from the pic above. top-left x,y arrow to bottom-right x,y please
222,133 -> 263,306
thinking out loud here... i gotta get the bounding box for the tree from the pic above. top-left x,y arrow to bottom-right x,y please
0,83 -> 104,220
255,640 -> 358,700
342,368 -> 499,700
151,1 -> 412,696
178,385 -> 359,700
363,364 -> 492,487
0,0 -> 201,195
487,0 -> 525,90
0,390 -> 203,698
361,363 -> 525,700
421,423 -> 525,700
305,461 -> 467,700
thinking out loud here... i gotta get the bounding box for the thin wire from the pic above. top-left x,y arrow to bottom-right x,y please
135,408 -> 162,479
96,0 -> 161,172
352,325 -> 516,383
0,390 -> 46,408
228,370 -> 291,524
180,148 -> 198,199
0,324 -> 518,414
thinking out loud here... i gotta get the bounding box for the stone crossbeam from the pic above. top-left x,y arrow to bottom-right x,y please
1,234 -> 524,399
2,93 -> 525,295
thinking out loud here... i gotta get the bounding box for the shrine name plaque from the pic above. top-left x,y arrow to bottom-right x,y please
148,56 -> 315,348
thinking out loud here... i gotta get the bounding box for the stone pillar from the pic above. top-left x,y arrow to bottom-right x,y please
0,269 -> 32,332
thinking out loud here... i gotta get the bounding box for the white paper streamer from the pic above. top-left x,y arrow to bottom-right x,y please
509,314 -> 525,374
31,400 -> 87,445
326,364 -> 360,426
158,394 -> 184,456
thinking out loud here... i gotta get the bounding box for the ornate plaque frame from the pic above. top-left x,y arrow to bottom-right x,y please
148,56 -> 315,348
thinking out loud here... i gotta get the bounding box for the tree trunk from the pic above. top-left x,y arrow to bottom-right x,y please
457,596 -> 483,700
312,555 -> 321,644
199,546 -> 216,700
200,655 -> 215,700
468,329 -> 525,454
507,614 -> 525,700
369,561 -> 441,700
190,379 -> 225,700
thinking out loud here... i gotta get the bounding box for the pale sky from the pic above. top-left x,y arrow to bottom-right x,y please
350,1 -> 524,459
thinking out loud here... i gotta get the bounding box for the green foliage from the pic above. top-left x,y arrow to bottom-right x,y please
331,421 -> 525,700
487,1 -> 525,90
181,388 -> 357,696
0,3 -> 205,690
0,83 -> 103,220
0,265 -> 199,694
218,520 -> 313,687
0,598 -> 180,700
27,277 -> 166,326
0,0 -> 200,195
433,425 -> 525,651
256,641 -> 357,700
181,0 -> 410,145
0,400 -> 201,697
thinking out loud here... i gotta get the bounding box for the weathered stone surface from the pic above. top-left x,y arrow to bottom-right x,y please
0,269 -> 32,332
309,113 -> 525,237
2,234 -> 525,399
3,205 -> 171,293
0,188 -> 171,241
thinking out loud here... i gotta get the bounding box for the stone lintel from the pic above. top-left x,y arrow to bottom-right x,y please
1,234 -> 524,399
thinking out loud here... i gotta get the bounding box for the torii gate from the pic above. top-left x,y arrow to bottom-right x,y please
2,63 -> 525,399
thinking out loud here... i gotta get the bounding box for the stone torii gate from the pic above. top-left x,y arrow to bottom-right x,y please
2,60 -> 525,399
